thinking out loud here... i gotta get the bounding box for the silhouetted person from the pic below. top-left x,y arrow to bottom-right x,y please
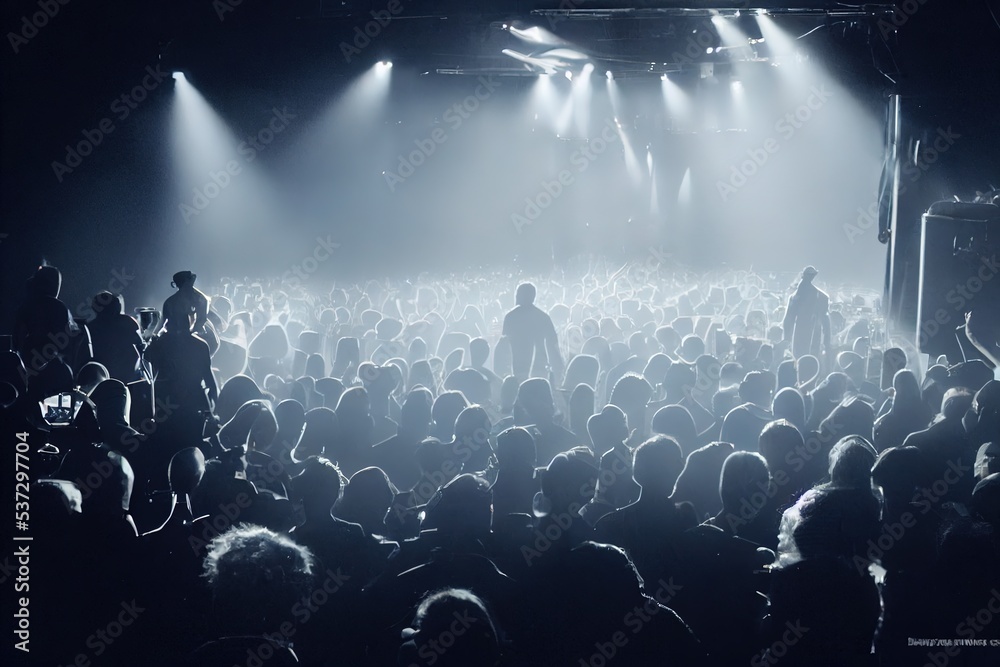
782,266 -> 831,361
87,291 -> 142,382
160,271 -> 210,336
446,404 -> 493,474
397,589 -> 502,667
14,263 -> 88,374
290,406 -> 339,466
524,541 -> 704,667
332,386 -> 375,474
651,404 -> 700,457
772,386 -> 807,434
720,371 -> 775,451
903,387 -> 976,504
372,387 -> 433,491
512,377 -> 577,466
360,362 -> 401,443
609,372 -> 653,440
765,486 -> 880,667
194,525 -> 313,664
582,405 -> 639,525
490,426 -> 538,520
429,389 -> 468,442
334,466 -> 398,538
502,283 -> 563,382
144,308 -> 218,452
671,440 -> 735,520
289,456 -> 386,602
595,436 -> 697,585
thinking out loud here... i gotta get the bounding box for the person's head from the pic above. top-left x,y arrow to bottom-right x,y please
632,435 -> 684,496
91,291 -> 124,318
677,334 -> 705,363
469,338 -> 490,367
400,387 -> 434,435
431,391 -> 469,440
872,446 -> 929,505
798,265 -> 818,286
76,361 -> 109,395
220,400 -> 278,452
719,361 -> 746,391
778,486 -> 879,567
892,369 -> 922,407
739,371 -> 775,408
655,325 -> 680,355
609,373 -> 653,422
772,387 -> 805,431
514,377 -> 555,424
217,375 -> 266,425
642,353 -> 671,388
538,452 -> 598,514
454,405 -> 491,448
273,399 -> 306,446
335,386 -> 370,421
495,427 -> 536,468
837,351 -> 867,388
290,456 -> 345,516
820,395 -> 875,443
334,466 -> 396,530
171,271 -> 196,289
588,404 -> 629,447
828,436 -> 877,490
936,387 -> 972,421
291,407 -> 338,462
168,447 -> 206,496
564,354 -> 600,391
399,589 -> 500,667
777,359 -> 797,390
650,405 -> 698,455
203,525 -> 314,633
758,419 -> 804,472
28,264 -> 62,298
719,451 -> 771,515
89,378 -> 130,431
663,362 -> 695,398
515,283 -> 536,306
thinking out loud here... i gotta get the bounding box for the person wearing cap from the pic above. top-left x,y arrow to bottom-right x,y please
782,266 -> 831,361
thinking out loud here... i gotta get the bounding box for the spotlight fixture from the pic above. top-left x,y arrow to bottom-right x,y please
706,47 -> 715,54
565,70 -> 573,80
605,70 -> 613,79
377,60 -> 393,69
172,71 -> 185,81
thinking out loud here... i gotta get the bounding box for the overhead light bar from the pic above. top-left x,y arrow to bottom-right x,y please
531,6 -> 895,19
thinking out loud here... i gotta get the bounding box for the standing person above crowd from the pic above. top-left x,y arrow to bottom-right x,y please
502,282 -> 564,382
782,266 -> 831,362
